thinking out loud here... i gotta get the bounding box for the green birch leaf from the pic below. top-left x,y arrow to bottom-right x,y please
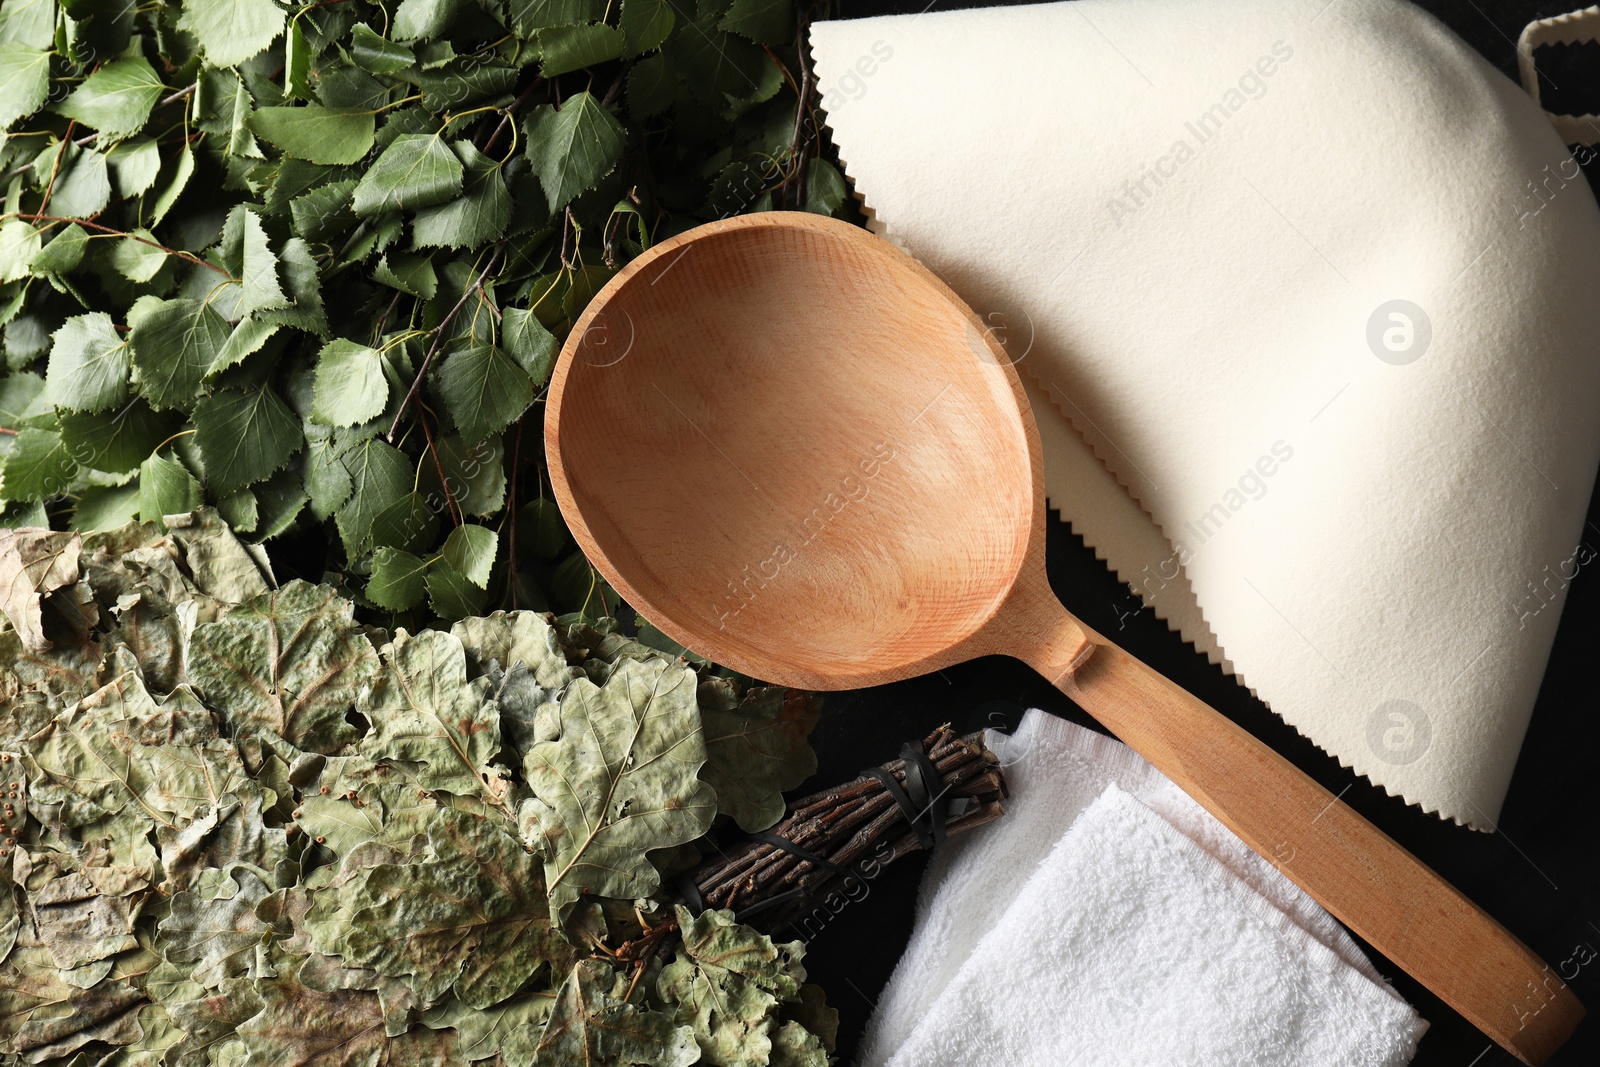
108,138 -> 162,198
719,0 -> 791,46
289,179 -> 358,241
416,60 -> 518,112
129,298 -> 231,409
283,20 -> 313,101
31,223 -> 89,274
505,0 -> 602,36
369,489 -> 440,554
411,142 -> 510,250
367,546 -> 427,610
109,229 -> 167,282
426,556 -> 486,620
0,44 -> 49,129
0,0 -> 54,48
530,959 -> 700,1066
441,522 -> 496,587
517,498 -> 569,561
523,92 -> 625,212
417,434 -> 506,517
804,159 -> 847,217
373,252 -> 438,299
257,236 -> 330,338
223,205 -> 289,318
139,451 -> 203,522
192,383 -> 304,494
350,23 -> 415,74
56,55 -> 164,140
59,398 -> 178,473
209,317 -> 280,377
621,0 -> 674,56
668,16 -> 767,103
249,106 -> 375,166
71,482 -> 141,530
434,343 -> 533,444
392,0 -> 472,41
333,435 -> 410,556
225,77 -> 262,157
352,133 -> 463,216
46,144 -> 112,219
501,306 -> 557,384
361,627 -> 509,806
0,219 -> 41,283
217,484 -> 259,532
303,429 -> 352,521
47,312 -> 130,413
311,339 -> 388,427
0,427 -> 75,500
523,656 -> 716,914
253,465 -> 307,537
182,0 -> 287,69
699,685 -> 820,833
538,23 -> 625,77
0,371 -> 46,428
188,579 -> 381,752
147,143 -> 194,225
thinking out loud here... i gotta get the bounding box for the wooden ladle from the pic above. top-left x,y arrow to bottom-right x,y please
544,211 -> 1582,1064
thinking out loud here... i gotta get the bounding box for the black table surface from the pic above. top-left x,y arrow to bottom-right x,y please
794,2 -> 1600,1064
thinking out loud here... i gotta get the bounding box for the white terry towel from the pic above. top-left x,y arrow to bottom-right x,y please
809,0 -> 1600,829
859,710 -> 1428,1067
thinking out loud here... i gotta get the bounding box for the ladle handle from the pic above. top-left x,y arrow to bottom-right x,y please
1029,605 -> 1582,1065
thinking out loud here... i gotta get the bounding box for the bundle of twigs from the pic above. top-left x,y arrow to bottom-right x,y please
679,725 -> 1007,935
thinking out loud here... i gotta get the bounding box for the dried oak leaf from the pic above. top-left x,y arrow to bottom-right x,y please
27,863 -> 142,971
308,809 -> 576,1011
769,1020 -> 831,1067
0,943 -> 146,1062
517,958 -> 699,1067
158,864 -> 273,989
697,682 -> 821,834
455,612 -> 581,770
452,610 -> 575,688
237,961 -> 463,1067
188,580 -> 380,753
522,657 -> 716,916
27,661 -> 247,833
359,628 -> 511,811
0,528 -> 80,653
656,906 -> 808,1067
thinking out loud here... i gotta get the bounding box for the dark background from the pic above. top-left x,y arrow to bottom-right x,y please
792,2 -> 1600,1064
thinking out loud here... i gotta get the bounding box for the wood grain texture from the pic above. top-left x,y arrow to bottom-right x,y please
544,211 -> 1583,1063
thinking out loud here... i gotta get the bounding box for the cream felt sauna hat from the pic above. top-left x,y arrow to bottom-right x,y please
809,0 -> 1600,827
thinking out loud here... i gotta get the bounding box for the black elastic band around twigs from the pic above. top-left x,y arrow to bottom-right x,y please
863,738 -> 949,852
675,873 -> 706,914
751,831 -> 850,878
900,741 -> 949,849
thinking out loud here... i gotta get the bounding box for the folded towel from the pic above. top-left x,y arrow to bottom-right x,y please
860,710 -> 1427,1067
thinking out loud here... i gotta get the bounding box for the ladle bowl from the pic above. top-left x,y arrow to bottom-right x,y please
545,211 -> 1581,1065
